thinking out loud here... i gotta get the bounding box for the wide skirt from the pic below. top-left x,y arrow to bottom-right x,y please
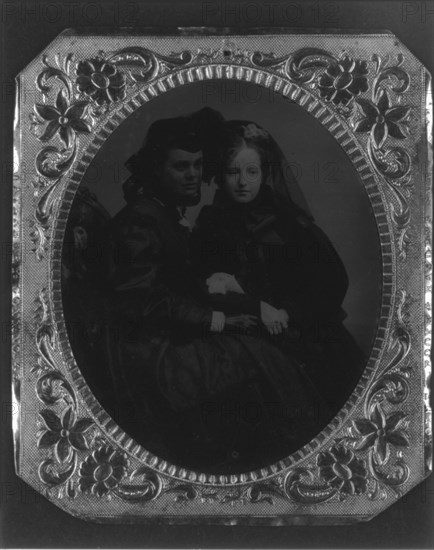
113,330 -> 332,474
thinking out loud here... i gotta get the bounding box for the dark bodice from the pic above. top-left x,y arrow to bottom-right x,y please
191,189 -> 349,325
108,194 -> 213,338
191,189 -> 366,414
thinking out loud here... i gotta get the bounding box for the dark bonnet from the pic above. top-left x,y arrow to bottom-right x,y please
123,108 -> 225,203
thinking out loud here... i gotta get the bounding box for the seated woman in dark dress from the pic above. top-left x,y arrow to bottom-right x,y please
107,110 -> 330,474
191,120 -> 366,418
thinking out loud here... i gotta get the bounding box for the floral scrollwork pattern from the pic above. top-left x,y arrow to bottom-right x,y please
284,447 -> 368,504
33,290 -> 92,497
352,405 -> 409,464
35,369 -> 91,495
38,406 -> 93,463
352,54 -> 412,259
31,55 -> 94,260
253,48 -> 370,109
76,59 -> 127,105
318,55 -> 369,106
332,290 -> 412,499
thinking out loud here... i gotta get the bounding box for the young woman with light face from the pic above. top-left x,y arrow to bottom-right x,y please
192,121 -> 365,416
206,126 -> 291,335
222,146 -> 263,204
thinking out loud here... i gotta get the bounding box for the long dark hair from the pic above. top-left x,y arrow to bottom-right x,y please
123,108 -> 225,203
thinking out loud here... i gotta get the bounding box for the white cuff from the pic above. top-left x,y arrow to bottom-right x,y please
210,311 -> 225,332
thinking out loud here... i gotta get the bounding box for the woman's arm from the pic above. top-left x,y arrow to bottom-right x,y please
206,291 -> 261,317
275,217 -> 349,323
108,209 -> 214,330
191,207 -> 263,316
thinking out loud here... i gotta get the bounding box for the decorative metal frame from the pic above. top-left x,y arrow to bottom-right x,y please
13,29 -> 432,524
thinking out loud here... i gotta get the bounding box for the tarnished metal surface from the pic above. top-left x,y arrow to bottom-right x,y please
13,29 -> 432,523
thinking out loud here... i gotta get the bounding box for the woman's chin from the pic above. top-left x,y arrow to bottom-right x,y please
233,194 -> 254,204
181,192 -> 201,206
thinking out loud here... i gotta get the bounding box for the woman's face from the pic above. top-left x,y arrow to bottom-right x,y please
223,147 -> 262,204
159,148 -> 203,205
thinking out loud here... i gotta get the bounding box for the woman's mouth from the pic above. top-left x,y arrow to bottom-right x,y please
183,183 -> 199,191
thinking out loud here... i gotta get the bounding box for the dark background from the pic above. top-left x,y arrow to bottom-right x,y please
1,0 -> 433,547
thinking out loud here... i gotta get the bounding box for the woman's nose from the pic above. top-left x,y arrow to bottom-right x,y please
186,165 -> 199,179
238,175 -> 248,187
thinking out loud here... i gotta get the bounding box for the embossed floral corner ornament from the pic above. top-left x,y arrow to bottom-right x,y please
13,30 -> 432,524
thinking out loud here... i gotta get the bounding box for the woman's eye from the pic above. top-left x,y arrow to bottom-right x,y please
172,163 -> 190,172
225,168 -> 240,175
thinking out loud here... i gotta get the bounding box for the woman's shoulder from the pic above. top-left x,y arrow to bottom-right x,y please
113,196 -> 166,224
131,195 -> 167,217
109,197 -> 169,242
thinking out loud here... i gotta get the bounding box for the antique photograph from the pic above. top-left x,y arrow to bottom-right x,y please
62,80 -> 381,474
11,29 -> 431,524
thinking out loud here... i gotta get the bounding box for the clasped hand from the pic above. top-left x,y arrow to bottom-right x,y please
210,311 -> 257,333
260,301 -> 289,335
207,273 -> 288,336
211,305 -> 289,335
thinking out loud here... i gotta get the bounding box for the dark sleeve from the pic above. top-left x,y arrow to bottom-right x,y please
276,218 -> 349,322
191,207 -> 261,316
190,206 -> 222,278
206,292 -> 261,317
108,210 -> 212,329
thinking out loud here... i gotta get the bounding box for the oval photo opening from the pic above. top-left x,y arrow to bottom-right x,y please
61,80 -> 382,474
